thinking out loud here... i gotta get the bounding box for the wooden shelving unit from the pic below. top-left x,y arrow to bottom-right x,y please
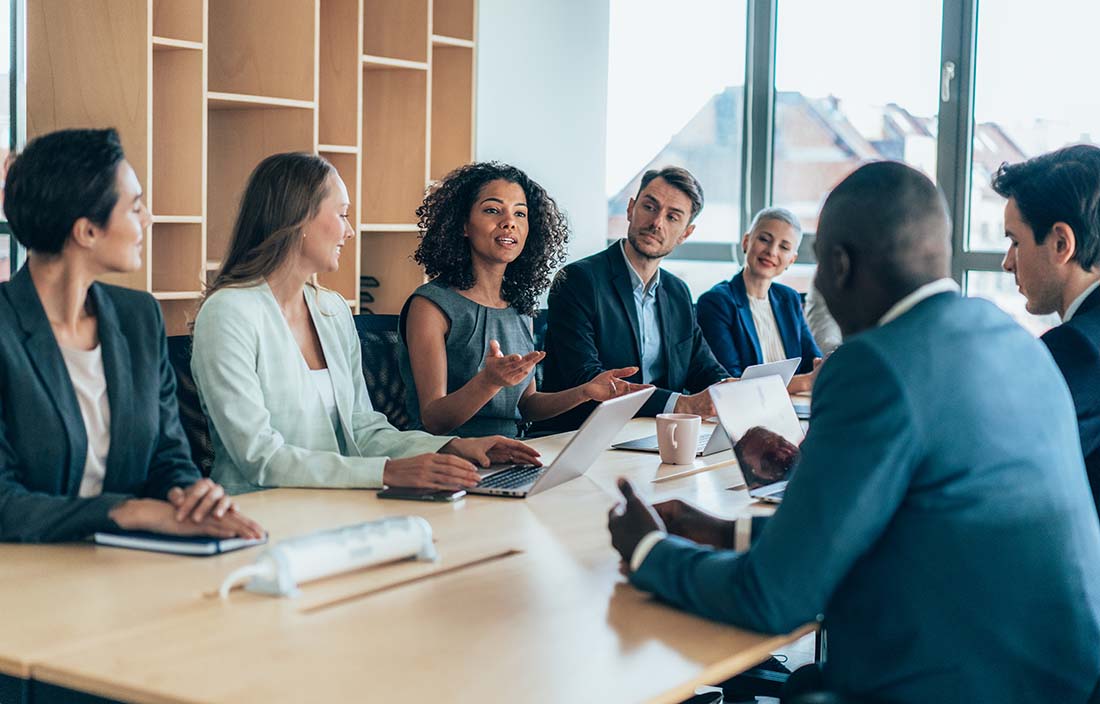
27,0 -> 477,332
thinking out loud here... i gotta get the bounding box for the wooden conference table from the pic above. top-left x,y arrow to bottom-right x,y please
0,419 -> 813,704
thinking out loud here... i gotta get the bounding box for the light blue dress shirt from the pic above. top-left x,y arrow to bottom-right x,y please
619,240 -> 679,413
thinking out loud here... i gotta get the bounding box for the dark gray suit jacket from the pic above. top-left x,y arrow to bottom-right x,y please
633,292 -> 1100,702
0,266 -> 201,542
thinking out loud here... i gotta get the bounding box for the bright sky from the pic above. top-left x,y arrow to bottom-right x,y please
607,0 -> 1100,194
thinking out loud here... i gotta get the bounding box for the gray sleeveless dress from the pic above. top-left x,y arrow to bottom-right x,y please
400,280 -> 535,438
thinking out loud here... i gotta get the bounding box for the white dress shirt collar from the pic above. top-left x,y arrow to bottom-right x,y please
877,278 -> 960,327
1063,278 -> 1100,322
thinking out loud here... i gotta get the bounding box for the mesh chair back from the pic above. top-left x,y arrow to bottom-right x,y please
165,335 -> 214,477
354,314 -> 413,430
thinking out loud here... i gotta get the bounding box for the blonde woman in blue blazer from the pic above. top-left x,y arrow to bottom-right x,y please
192,153 -> 540,495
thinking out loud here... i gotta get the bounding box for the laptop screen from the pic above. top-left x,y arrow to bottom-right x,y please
709,376 -> 804,491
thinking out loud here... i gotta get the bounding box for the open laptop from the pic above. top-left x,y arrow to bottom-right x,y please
740,356 -> 801,385
709,375 -> 804,503
611,356 -> 801,456
469,387 -> 656,498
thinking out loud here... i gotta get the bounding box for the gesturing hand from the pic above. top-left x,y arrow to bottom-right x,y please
580,366 -> 651,402
480,339 -> 545,388
441,435 -> 542,468
652,499 -> 734,549
607,478 -> 665,572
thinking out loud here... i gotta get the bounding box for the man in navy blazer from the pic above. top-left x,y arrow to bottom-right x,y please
696,207 -> 821,387
995,144 -> 1100,516
608,162 -> 1100,702
541,167 -> 729,431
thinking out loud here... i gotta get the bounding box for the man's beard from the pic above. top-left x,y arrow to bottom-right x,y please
627,231 -> 675,260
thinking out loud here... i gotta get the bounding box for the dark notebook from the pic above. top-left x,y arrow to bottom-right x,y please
93,530 -> 267,556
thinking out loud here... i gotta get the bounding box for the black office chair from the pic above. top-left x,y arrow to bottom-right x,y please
353,313 -> 414,430
532,308 -> 549,387
165,335 -> 215,478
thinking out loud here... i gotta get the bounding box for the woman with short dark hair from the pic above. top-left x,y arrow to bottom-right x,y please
0,128 -> 263,542
401,162 -> 646,437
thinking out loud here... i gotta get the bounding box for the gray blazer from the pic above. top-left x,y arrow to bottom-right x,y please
0,266 -> 201,542
191,282 -> 452,494
633,292 -> 1100,702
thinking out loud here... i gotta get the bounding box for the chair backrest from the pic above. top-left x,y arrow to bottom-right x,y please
165,335 -> 214,477
353,314 -> 413,430
532,308 -> 548,388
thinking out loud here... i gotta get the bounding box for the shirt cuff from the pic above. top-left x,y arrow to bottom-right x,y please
734,516 -> 753,552
662,393 -> 680,414
630,529 -> 668,572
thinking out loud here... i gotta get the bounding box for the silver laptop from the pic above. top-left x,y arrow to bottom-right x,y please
470,387 -> 656,497
610,357 -> 800,456
740,356 -> 802,386
612,422 -> 731,456
709,375 -> 804,504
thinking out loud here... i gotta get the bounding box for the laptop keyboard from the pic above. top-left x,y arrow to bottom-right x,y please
477,464 -> 543,489
694,432 -> 713,452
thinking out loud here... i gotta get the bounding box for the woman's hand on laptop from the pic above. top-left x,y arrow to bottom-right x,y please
440,436 -> 542,468
383,453 -> 483,489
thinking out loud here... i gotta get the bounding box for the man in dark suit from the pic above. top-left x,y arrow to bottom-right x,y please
608,162 -> 1100,703
541,166 -> 729,430
995,144 -> 1100,515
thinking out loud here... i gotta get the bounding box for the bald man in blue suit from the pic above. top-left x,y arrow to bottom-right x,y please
609,162 -> 1100,703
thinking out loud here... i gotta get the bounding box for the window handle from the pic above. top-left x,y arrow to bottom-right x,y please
941,61 -> 957,103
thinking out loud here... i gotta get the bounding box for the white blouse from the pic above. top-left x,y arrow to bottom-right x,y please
748,295 -> 787,365
59,344 -> 111,498
309,368 -> 341,438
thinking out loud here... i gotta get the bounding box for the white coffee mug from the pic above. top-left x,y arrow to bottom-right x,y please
655,413 -> 702,465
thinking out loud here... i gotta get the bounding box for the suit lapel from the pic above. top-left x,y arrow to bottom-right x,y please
769,286 -> 799,360
731,274 -> 763,364
305,287 -> 358,452
8,267 -> 87,494
91,284 -> 134,493
606,244 -> 643,363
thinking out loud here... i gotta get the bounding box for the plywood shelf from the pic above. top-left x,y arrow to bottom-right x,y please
30,0 -> 476,335
431,35 -> 475,49
153,0 -> 204,44
152,291 -> 203,301
364,0 -> 429,64
207,92 -> 315,111
360,223 -> 420,232
152,37 -> 203,51
433,0 -> 475,41
362,55 -> 429,71
208,0 -> 315,102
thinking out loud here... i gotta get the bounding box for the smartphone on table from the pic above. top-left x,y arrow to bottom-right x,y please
376,487 -> 467,502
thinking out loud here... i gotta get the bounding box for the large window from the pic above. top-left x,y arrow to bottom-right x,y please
773,0 -> 942,233
605,0 -> 747,248
604,0 -> 1098,336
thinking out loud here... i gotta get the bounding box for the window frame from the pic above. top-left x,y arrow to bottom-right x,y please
610,0 -> 1005,294
3,0 -> 24,276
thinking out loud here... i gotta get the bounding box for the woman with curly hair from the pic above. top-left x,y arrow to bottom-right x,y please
191,153 -> 539,494
401,162 -> 647,437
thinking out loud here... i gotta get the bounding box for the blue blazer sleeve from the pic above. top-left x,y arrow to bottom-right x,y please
631,339 -> 919,633
695,287 -> 742,377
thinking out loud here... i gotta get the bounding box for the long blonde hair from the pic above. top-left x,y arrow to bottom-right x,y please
202,152 -> 337,307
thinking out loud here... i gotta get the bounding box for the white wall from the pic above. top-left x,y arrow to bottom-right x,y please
475,0 -> 610,262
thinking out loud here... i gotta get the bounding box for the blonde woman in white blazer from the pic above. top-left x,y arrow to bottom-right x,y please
192,153 -> 540,495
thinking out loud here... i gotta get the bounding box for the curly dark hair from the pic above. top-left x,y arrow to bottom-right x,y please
414,162 -> 569,316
